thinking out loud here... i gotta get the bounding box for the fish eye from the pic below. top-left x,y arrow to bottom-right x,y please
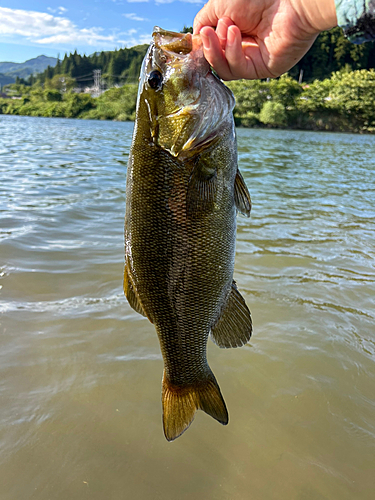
148,70 -> 163,90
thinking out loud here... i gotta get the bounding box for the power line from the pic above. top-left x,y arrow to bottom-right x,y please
92,69 -> 101,97
75,72 -> 96,81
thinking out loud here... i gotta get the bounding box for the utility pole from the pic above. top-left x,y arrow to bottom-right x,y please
93,69 -> 101,97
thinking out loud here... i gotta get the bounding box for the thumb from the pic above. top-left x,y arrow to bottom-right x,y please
193,1 -> 219,34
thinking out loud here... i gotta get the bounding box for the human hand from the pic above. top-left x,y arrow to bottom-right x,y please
193,0 -> 337,80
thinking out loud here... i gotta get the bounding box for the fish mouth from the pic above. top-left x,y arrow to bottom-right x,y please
153,27 -> 195,55
151,26 -> 209,78
138,27 -> 235,158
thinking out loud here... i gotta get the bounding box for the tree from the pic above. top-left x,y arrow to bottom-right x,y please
45,74 -> 76,92
259,101 -> 287,126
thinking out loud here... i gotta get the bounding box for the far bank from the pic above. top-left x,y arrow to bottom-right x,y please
1,69 -> 375,134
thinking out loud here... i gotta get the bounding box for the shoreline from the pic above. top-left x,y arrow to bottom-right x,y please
1,112 -> 373,135
2,68 -> 375,135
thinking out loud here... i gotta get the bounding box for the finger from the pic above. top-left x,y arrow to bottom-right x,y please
199,27 -> 234,81
216,17 -> 234,49
225,25 -> 257,79
193,1 -> 218,34
243,43 -> 277,79
193,18 -> 203,35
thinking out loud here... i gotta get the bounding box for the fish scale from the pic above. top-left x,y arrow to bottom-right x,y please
124,27 -> 252,441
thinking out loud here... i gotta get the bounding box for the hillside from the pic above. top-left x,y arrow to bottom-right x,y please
2,26 -> 375,91
38,45 -> 149,88
14,27 -> 375,89
0,73 -> 15,87
0,55 -> 58,86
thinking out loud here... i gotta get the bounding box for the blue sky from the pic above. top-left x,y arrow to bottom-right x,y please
0,1 -> 204,63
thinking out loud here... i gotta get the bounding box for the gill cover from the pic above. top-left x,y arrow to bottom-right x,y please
137,27 -> 235,158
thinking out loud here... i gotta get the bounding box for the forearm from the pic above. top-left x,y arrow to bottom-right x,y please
290,0 -> 337,33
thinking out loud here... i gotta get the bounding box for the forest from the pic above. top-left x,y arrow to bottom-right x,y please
11,27 -> 375,87
1,27 -> 375,133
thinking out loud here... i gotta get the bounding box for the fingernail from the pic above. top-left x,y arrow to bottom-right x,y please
200,32 -> 210,51
217,18 -> 225,28
227,27 -> 236,46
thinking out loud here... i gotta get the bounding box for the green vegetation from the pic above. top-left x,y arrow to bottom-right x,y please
7,26 -> 374,90
259,101 -> 287,127
0,84 -> 138,121
13,45 -> 149,89
1,27 -> 375,133
2,69 -> 375,132
226,70 -> 375,132
0,55 -> 58,86
288,27 -> 375,81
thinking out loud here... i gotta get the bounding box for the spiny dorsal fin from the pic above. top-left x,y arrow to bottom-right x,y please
123,262 -> 147,318
210,281 -> 252,348
234,169 -> 251,217
162,370 -> 228,442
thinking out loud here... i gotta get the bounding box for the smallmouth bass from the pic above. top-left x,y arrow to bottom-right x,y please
124,27 -> 252,441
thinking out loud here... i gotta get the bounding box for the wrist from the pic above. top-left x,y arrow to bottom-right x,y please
290,0 -> 338,33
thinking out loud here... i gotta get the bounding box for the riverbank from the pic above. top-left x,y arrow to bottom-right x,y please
1,69 -> 374,133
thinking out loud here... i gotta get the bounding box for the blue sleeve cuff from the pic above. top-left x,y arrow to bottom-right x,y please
335,0 -> 375,42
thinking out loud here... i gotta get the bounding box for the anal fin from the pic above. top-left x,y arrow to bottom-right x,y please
162,370 -> 228,442
123,262 -> 147,318
210,281 -> 252,348
234,169 -> 251,217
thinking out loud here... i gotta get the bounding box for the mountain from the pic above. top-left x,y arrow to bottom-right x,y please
0,73 -> 14,86
0,55 -> 58,74
0,55 -> 58,86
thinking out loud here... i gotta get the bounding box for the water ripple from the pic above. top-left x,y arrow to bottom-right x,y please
1,116 -> 375,499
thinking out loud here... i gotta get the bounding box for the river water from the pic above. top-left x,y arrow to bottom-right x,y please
0,115 -> 374,499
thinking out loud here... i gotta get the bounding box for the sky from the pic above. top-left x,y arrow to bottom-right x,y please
0,0 -> 205,63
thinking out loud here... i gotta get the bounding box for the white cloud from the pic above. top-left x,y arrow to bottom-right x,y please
123,13 -> 148,21
36,28 -> 115,46
137,34 -> 152,44
0,8 -> 74,38
127,0 -> 149,3
0,6 -> 148,48
116,33 -> 151,47
116,30 -> 151,41
47,6 -> 68,14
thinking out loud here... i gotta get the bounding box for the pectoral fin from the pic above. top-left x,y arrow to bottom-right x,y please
210,281 -> 252,348
123,262 -> 147,318
186,158 -> 217,217
234,170 -> 251,217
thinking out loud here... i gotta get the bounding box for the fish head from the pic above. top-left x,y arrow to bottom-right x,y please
137,27 -> 235,159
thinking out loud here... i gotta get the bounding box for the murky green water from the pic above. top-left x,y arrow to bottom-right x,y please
1,115 -> 374,499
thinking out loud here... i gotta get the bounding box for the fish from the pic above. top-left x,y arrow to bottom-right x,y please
124,27 -> 252,441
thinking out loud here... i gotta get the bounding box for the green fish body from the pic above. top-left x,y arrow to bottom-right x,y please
124,28 -> 252,441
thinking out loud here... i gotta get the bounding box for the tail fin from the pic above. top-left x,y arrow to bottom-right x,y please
162,370 -> 228,442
